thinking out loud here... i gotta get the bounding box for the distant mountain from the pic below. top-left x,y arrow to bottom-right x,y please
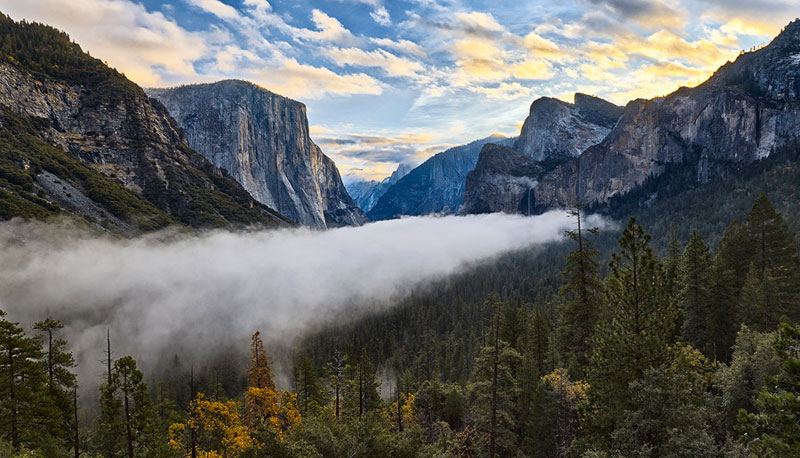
367,135 -> 516,220
345,163 -> 412,212
148,81 -> 367,229
462,93 -> 622,214
0,14 -> 289,232
464,19 -> 800,215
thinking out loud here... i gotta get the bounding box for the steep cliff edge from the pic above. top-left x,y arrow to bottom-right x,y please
0,14 -> 289,230
513,93 -> 622,161
461,94 -> 621,214
464,19 -> 800,215
533,19 -> 800,210
148,80 -> 367,229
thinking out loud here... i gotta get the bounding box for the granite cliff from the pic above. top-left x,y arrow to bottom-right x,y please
464,19 -> 800,215
0,15 -> 289,231
148,81 -> 367,229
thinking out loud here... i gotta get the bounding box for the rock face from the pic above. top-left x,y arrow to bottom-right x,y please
0,15 -> 289,231
514,94 -> 622,161
461,144 -> 547,215
465,19 -> 800,215
367,135 -> 516,220
461,95 -> 621,214
148,81 -> 366,229
345,163 -> 412,212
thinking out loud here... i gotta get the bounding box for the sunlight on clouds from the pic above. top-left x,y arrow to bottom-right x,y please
326,47 -> 425,78
249,58 -> 382,99
1,0 -> 206,86
188,0 -> 241,20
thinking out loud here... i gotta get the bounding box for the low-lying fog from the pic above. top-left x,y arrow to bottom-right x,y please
0,211 -> 606,388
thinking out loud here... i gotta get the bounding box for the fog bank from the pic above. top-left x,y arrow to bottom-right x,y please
0,211 -> 604,385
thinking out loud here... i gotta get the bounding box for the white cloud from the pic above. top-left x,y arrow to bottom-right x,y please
248,58 -> 383,99
326,47 -> 425,78
370,6 -> 391,26
0,0 -> 207,86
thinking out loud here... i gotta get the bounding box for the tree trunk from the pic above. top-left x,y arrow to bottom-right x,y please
9,345 -> 18,450
490,313 -> 499,458
73,386 -> 79,458
124,374 -> 133,458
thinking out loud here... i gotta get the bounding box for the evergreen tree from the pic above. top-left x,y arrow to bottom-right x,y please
679,230 -> 715,356
294,354 -> 326,414
470,300 -> 522,458
738,323 -> 800,456
557,205 -> 603,378
0,310 -> 59,451
581,218 -> 676,452
97,356 -> 157,458
709,220 -> 752,362
742,195 -> 800,327
32,317 -> 77,449
327,350 -> 346,419
344,348 -> 381,418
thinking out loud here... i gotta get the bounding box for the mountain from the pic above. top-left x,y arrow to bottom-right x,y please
461,93 -> 622,214
460,144 -> 551,215
367,135 -> 516,220
465,19 -> 800,215
148,81 -> 367,229
344,163 -> 412,212
514,93 -> 623,161
0,14 -> 290,232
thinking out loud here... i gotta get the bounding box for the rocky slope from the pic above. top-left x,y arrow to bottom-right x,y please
345,163 -> 412,212
465,19 -> 800,215
514,93 -> 622,161
461,94 -> 621,214
0,15 -> 289,231
148,81 -> 367,229
461,144 -> 549,214
367,135 -> 515,220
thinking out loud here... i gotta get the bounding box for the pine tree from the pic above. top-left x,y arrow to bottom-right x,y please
581,218 -> 675,451
294,354 -> 326,414
32,317 -> 77,448
709,220 -> 751,362
344,348 -> 381,418
743,194 -> 800,326
738,323 -> 800,455
679,230 -> 715,356
0,310 -> 59,451
470,300 -> 522,458
327,350 -> 346,419
557,205 -> 603,378
97,355 -> 157,458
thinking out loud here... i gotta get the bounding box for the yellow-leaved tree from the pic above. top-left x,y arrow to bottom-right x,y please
168,393 -> 255,457
244,331 -> 301,440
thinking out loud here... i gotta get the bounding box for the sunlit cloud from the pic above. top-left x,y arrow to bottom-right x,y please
1,0 -> 797,179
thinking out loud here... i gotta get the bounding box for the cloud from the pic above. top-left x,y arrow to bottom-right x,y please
325,47 -> 425,78
582,0 -> 686,29
370,6 -> 391,26
248,58 -> 383,99
187,0 -> 241,20
0,212 -> 606,387
369,37 -> 427,57
1,0 -> 207,86
297,9 -> 361,45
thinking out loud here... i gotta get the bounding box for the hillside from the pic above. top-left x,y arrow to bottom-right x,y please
0,14 -> 290,231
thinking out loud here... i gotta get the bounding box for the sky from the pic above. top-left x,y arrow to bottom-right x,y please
0,1 -> 797,181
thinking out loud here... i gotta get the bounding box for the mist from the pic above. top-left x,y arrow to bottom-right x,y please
0,211 -> 605,387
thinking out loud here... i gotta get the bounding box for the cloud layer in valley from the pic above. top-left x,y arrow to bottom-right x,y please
0,211 -> 606,387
